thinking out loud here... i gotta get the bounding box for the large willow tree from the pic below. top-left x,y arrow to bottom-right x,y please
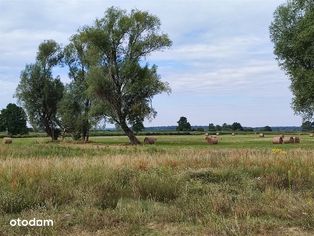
270,0 -> 314,121
83,7 -> 172,144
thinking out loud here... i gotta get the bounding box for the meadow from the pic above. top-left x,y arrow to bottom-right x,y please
0,134 -> 314,235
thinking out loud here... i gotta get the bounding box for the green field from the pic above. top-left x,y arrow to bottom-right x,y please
1,134 -> 314,235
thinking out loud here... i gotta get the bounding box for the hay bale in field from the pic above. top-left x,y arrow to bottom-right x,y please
293,136 -> 300,143
283,136 -> 294,144
310,133 -> 314,137
272,136 -> 283,144
259,133 -> 264,138
232,133 -> 235,136
3,137 -> 12,144
144,137 -> 157,144
205,135 -> 218,144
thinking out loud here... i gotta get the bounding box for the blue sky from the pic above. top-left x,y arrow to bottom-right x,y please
0,0 -> 301,127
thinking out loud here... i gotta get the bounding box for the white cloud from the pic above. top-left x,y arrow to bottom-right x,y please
0,80 -> 17,107
163,60 -> 285,94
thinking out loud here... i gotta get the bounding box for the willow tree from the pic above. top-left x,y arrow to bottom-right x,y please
83,7 -> 172,144
60,34 -> 91,141
16,40 -> 64,140
270,0 -> 314,121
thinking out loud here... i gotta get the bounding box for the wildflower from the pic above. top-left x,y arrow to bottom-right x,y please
272,148 -> 287,155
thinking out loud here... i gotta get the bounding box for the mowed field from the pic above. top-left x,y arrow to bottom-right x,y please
0,134 -> 314,235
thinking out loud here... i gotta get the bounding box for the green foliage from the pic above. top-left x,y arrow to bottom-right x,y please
16,40 -> 64,140
82,7 -> 172,144
58,84 -> 85,140
37,40 -> 63,70
208,122 -> 249,132
62,34 -> 91,141
231,122 -> 243,131
131,118 -> 145,134
244,127 -> 254,132
208,123 -> 216,131
301,120 -> 314,131
176,116 -> 191,131
270,0 -> 314,120
215,125 -> 222,131
195,127 -> 204,132
222,123 -> 232,131
261,126 -> 272,132
0,112 -> 6,132
0,103 -> 28,135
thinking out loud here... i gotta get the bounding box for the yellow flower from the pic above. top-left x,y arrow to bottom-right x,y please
272,148 -> 287,155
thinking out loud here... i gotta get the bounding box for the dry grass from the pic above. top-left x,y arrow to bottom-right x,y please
0,135 -> 313,235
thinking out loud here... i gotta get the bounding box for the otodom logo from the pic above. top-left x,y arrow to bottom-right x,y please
10,218 -> 54,227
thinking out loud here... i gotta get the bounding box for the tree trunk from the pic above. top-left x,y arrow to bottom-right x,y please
85,130 -> 89,143
45,126 -> 57,141
51,126 -> 55,141
82,128 -> 89,143
82,99 -> 90,143
120,121 -> 140,145
44,121 -> 54,141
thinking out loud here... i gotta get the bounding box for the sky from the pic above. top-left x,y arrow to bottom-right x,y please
0,0 -> 301,127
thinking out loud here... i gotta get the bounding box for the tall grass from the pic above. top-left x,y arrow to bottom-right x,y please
0,136 -> 313,235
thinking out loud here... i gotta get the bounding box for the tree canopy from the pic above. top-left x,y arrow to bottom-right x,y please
231,122 -> 243,131
60,34 -> 92,141
176,117 -> 191,131
0,103 -> 28,135
261,126 -> 272,132
270,0 -> 314,121
16,40 -> 64,140
208,123 -> 216,131
301,120 -> 314,131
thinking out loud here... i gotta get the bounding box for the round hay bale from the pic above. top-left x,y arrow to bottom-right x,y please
232,133 -> 235,136
293,137 -> 300,144
310,133 -> 314,137
259,133 -> 264,138
272,136 -> 283,144
283,136 -> 294,144
205,136 -> 218,144
144,137 -> 157,144
3,137 -> 12,144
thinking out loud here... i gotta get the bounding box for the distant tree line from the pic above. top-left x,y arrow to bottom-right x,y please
175,117 -> 274,132
208,122 -> 246,131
